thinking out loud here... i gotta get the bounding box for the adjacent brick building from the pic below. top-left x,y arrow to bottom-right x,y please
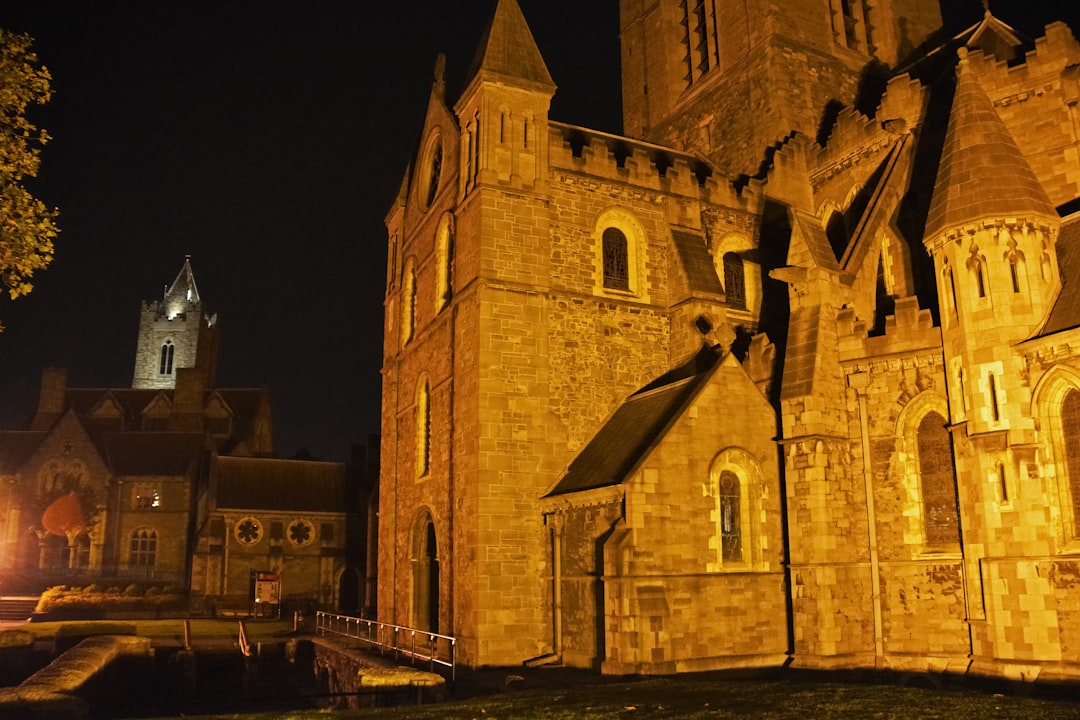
380,0 -> 1080,681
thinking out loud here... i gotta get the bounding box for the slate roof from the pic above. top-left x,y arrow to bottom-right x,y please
1041,215 -> 1080,336
925,48 -> 1056,239
546,345 -> 720,497
0,432 -> 46,474
466,0 -> 554,90
214,456 -> 347,513
792,211 -> 841,272
671,230 -> 724,295
103,432 -> 204,476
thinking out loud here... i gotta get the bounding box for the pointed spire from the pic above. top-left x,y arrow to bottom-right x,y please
465,0 -> 554,91
162,255 -> 202,320
925,48 -> 1056,239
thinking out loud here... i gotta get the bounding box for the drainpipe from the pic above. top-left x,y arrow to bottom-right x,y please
853,379 -> 885,663
550,514 -> 564,657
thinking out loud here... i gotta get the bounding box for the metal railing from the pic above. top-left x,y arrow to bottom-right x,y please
315,611 -> 457,682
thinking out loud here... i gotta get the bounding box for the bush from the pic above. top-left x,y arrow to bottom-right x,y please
34,585 -> 186,615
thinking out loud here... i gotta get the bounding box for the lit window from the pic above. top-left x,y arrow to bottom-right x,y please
159,341 -> 174,375
129,528 -> 157,567
718,470 -> 741,561
435,214 -> 454,312
602,228 -> 630,290
416,378 -> 431,477
917,412 -> 959,546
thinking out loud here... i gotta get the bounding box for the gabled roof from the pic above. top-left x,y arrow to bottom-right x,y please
546,345 -> 720,497
671,230 -> 724,295
465,0 -> 554,91
1040,215 -> 1080,336
214,456 -> 347,513
925,48 -> 1056,239
962,8 -> 1026,63
0,432 -> 47,474
103,432 -> 204,476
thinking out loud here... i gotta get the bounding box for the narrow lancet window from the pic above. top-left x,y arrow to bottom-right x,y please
602,228 -> 630,290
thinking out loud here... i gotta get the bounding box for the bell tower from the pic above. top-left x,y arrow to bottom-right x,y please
131,256 -> 219,390
617,0 -> 943,175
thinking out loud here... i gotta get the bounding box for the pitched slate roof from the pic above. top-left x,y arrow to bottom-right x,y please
466,0 -> 554,90
0,432 -> 46,474
1041,216 -> 1080,336
925,48 -> 1056,239
672,230 -> 724,295
103,432 -> 204,476
545,345 -> 720,497
214,456 -> 347,513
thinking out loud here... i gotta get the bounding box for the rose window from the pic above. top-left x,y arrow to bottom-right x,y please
235,517 -> 262,545
288,519 -> 314,547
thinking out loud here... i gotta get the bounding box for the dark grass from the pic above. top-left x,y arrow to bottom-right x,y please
135,675 -> 1080,719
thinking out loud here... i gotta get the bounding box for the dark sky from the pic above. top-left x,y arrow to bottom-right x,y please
0,1 -> 1076,461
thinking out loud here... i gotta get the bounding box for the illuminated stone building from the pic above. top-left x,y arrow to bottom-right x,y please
0,259 -> 356,615
380,0 -> 1080,679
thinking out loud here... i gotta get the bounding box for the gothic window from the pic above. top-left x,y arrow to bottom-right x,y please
967,246 -> 988,299
723,253 -> 745,309
679,0 -> 720,88
129,528 -> 157,567
832,0 -> 871,53
234,517 -> 262,545
435,213 -> 454,312
718,470 -> 741,561
416,378 -> 431,478
422,135 -> 443,209
825,209 -> 848,261
917,412 -> 959,546
943,262 -> 959,320
998,461 -> 1009,503
401,258 -> 416,346
1064,390 -> 1080,534
988,372 -> 1000,422
73,534 -> 90,569
159,341 -> 175,375
602,228 -> 630,291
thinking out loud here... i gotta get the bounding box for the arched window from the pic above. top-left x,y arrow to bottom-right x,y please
723,252 -> 745,309
988,373 -> 1000,422
73,534 -> 90,569
401,259 -> 416,346
435,213 -> 454,312
602,228 -> 630,290
412,511 -> 439,633
943,261 -> 958,320
718,470 -> 741,561
129,528 -> 157,568
998,461 -> 1009,503
416,378 -> 431,478
917,412 -> 959,546
159,341 -> 174,375
1064,390 -> 1080,532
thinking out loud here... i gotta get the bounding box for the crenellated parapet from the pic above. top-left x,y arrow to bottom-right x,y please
548,122 -> 749,209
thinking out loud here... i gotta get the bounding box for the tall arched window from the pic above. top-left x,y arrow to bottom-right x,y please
412,512 -> 439,632
723,252 -> 745,309
718,470 -> 741,561
602,228 -> 630,290
1064,390 -> 1080,532
917,412 -> 959,546
988,372 -> 1000,422
159,341 -> 174,375
416,378 -> 431,478
401,259 -> 416,346
129,528 -> 157,568
435,213 -> 454,313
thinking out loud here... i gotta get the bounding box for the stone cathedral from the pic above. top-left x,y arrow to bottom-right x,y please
379,0 -> 1080,681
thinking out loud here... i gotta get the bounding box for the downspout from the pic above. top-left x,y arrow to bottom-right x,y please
855,383 -> 885,663
551,514 -> 564,658
447,302 -> 457,641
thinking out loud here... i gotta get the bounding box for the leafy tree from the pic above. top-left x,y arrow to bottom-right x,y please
0,29 -> 59,330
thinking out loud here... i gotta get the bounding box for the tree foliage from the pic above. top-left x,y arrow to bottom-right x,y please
0,29 -> 59,330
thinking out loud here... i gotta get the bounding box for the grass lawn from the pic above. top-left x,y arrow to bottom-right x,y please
137,675 -> 1080,720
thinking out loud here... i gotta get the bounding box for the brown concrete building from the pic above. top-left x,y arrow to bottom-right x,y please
380,0 -> 1080,681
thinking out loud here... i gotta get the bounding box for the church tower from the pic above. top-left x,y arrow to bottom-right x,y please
131,257 -> 219,390
617,0 -> 943,176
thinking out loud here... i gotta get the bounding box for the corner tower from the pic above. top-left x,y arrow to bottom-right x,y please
132,256 -> 219,390
618,0 -> 943,176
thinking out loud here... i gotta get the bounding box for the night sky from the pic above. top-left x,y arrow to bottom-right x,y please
0,1 -> 1076,461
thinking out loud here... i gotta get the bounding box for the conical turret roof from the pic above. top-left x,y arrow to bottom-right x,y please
925,48 -> 1056,239
162,256 -> 201,319
465,0 -> 554,91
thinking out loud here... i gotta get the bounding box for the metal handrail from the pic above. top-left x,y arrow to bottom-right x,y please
314,611 -> 457,683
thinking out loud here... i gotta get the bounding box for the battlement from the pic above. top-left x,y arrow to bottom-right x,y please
548,122 -> 752,209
